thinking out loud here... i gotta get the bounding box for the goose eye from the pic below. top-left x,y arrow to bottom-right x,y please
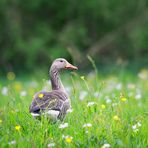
60,60 -> 63,62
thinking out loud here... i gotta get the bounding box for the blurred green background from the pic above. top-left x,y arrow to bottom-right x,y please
0,0 -> 148,73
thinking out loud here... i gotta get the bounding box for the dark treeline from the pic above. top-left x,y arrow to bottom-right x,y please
0,0 -> 148,71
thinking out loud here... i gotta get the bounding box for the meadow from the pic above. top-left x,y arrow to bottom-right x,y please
0,68 -> 148,148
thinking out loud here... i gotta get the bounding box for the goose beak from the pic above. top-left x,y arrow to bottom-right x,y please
65,62 -> 78,70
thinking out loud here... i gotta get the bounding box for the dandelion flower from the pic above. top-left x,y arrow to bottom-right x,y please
59,123 -> 68,129
15,125 -> 21,131
83,123 -> 92,128
113,115 -> 120,121
87,102 -> 96,107
38,93 -> 44,99
101,104 -> 106,109
7,72 -> 15,80
120,97 -> 127,102
101,143 -> 111,148
65,136 -> 73,143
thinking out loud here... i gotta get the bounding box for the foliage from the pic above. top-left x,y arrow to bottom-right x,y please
0,0 -> 148,71
0,69 -> 148,147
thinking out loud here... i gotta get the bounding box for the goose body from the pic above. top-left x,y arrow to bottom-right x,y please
29,58 -> 77,121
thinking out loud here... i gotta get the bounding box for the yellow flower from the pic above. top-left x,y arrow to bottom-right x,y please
65,136 -> 73,143
15,125 -> 21,131
113,115 -> 120,121
120,97 -> 127,102
101,104 -> 106,109
80,76 -> 85,80
0,119 -> 2,123
13,82 -> 22,91
7,72 -> 15,80
38,93 -> 44,99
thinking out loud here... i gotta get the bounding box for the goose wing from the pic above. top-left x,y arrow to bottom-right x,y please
29,90 -> 70,118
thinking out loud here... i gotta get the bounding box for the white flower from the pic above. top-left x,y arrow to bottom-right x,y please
137,122 -> 142,127
94,92 -> 99,97
1,87 -> 8,96
127,83 -> 135,89
8,140 -> 16,145
20,90 -> 27,97
106,98 -> 112,104
116,83 -> 122,90
67,108 -> 73,113
79,91 -> 88,100
112,103 -> 118,107
135,94 -> 141,100
132,125 -> 137,130
83,123 -> 92,128
102,143 -> 111,148
47,143 -> 55,147
59,123 -> 68,129
87,102 -> 96,107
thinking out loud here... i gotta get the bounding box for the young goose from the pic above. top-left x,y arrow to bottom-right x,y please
29,58 -> 78,121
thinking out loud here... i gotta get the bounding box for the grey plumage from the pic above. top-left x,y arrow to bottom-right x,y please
29,58 -> 77,121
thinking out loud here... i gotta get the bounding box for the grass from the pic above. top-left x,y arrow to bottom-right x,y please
0,68 -> 148,148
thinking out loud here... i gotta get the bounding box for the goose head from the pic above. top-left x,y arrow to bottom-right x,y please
51,58 -> 78,71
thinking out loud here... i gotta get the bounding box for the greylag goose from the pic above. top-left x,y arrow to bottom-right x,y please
29,58 -> 78,121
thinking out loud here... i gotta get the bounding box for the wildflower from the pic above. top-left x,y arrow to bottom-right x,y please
127,83 -> 135,89
7,72 -> 15,80
13,82 -> 22,91
120,97 -> 127,102
138,69 -> 148,79
132,122 -> 142,133
15,125 -> 21,131
1,87 -> 8,96
59,123 -> 68,129
83,123 -> 92,128
113,115 -> 120,121
101,104 -> 106,109
94,92 -> 99,97
87,102 -> 96,107
106,98 -> 112,104
101,143 -> 111,148
80,76 -> 85,80
79,91 -> 88,100
0,119 -> 2,123
65,135 -> 73,143
38,93 -> 44,99
132,125 -> 137,130
116,83 -> 122,90
8,140 -> 16,145
137,122 -> 142,127
135,93 -> 141,100
47,143 -> 55,147
20,90 -> 27,97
